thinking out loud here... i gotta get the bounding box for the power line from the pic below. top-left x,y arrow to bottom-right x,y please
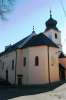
59,0 -> 66,17
59,0 -> 66,44
62,38 -> 66,44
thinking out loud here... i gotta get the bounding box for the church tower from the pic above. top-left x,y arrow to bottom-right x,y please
44,11 -> 62,52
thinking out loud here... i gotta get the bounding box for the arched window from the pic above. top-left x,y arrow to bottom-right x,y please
12,60 -> 14,70
23,57 -> 26,66
55,33 -> 57,39
35,56 -> 39,66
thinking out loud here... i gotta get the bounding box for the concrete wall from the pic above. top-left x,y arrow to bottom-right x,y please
49,47 -> 59,82
0,51 -> 16,84
28,46 -> 59,84
16,46 -> 59,85
0,46 -> 59,85
16,48 -> 29,85
28,46 -> 49,84
59,58 -> 66,79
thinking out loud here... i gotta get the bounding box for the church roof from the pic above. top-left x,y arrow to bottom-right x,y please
22,33 -> 58,48
0,33 -> 58,56
0,35 -> 30,56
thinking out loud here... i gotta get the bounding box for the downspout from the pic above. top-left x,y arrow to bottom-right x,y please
47,46 -> 51,87
15,49 -> 17,84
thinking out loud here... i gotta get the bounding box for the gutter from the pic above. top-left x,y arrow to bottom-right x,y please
15,50 -> 17,84
48,46 -> 51,87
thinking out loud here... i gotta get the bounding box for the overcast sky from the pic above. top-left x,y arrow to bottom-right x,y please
0,0 -> 66,53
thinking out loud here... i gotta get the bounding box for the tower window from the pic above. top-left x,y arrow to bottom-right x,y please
23,57 -> 26,66
35,56 -> 39,66
55,33 -> 57,39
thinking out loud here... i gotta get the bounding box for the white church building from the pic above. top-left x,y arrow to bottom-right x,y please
0,12 -> 66,86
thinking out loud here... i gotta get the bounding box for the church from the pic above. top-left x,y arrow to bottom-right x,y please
0,12 -> 66,86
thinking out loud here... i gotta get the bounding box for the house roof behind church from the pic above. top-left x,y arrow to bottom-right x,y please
59,64 -> 66,70
59,52 -> 66,58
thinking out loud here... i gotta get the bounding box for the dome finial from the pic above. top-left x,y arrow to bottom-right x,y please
31,26 -> 36,35
32,25 -> 36,34
33,26 -> 34,32
50,10 -> 52,18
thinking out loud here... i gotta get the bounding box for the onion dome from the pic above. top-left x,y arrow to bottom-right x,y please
45,11 -> 59,31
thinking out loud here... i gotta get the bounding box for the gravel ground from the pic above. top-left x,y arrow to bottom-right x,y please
9,83 -> 66,100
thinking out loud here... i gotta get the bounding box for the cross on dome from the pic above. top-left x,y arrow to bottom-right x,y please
50,10 -> 52,18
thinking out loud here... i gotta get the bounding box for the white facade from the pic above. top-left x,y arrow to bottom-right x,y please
0,45 -> 59,85
44,29 -> 62,52
0,51 -> 16,84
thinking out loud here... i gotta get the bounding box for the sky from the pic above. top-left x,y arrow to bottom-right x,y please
0,0 -> 66,53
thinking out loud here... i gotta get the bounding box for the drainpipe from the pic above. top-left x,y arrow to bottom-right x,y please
15,50 -> 17,84
47,46 -> 51,88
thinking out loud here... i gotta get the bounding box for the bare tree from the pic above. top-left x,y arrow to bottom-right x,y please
0,0 -> 15,20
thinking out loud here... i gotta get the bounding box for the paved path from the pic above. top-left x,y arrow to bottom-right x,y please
0,83 -> 66,100
9,83 -> 66,100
